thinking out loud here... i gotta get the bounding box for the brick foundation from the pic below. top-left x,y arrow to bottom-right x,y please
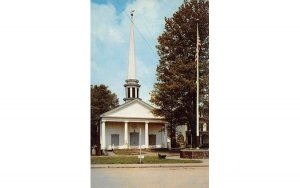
180,149 -> 209,159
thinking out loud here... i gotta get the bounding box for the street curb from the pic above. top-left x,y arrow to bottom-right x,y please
91,163 -> 208,168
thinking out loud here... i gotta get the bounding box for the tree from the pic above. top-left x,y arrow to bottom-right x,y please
91,84 -> 119,155
150,0 -> 208,147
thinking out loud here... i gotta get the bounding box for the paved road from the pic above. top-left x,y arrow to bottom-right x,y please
91,167 -> 208,188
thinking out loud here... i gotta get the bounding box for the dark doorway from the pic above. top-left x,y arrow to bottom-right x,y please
130,132 -> 139,146
203,134 -> 209,145
149,134 -> 156,146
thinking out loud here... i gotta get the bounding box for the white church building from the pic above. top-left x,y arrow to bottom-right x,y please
100,100 -> 169,150
100,12 -> 173,150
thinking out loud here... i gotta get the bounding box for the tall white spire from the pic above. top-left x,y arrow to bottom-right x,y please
127,10 -> 136,80
124,10 -> 140,103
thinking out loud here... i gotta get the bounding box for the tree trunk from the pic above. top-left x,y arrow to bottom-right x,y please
170,125 -> 174,148
96,124 -> 101,155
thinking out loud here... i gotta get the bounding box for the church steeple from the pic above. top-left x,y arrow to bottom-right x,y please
124,11 -> 140,103
127,10 -> 136,80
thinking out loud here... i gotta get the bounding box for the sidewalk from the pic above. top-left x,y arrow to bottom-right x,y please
91,159 -> 209,168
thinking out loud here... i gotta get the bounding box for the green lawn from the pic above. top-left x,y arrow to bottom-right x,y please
91,156 -> 202,164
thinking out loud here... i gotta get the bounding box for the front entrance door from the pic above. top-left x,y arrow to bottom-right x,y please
149,134 -> 156,146
111,134 -> 119,147
130,132 -> 139,146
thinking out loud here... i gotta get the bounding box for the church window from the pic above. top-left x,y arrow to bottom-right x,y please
111,134 -> 119,146
127,88 -> 131,98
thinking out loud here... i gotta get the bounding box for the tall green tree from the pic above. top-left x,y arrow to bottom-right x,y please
150,0 -> 208,147
91,84 -> 119,154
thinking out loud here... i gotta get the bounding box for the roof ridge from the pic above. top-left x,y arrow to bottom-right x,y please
100,99 -> 155,117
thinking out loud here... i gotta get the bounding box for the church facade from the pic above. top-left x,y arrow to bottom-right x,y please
100,99 -> 168,150
100,12 -> 170,150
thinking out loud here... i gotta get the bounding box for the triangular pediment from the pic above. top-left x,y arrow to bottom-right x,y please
101,99 -> 162,119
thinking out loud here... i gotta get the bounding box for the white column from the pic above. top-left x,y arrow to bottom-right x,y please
101,121 -> 106,150
164,123 -> 168,148
145,121 -> 149,148
124,121 -> 128,148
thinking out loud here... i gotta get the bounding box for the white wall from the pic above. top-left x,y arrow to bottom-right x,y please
105,122 -> 125,150
148,123 -> 165,148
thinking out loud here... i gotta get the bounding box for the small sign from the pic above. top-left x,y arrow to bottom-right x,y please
138,155 -> 144,159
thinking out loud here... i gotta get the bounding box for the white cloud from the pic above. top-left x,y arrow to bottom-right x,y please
91,3 -> 125,43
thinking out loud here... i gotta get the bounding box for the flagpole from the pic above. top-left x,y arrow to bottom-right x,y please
196,22 -> 200,149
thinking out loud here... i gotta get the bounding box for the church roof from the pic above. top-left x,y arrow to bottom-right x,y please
100,99 -> 165,122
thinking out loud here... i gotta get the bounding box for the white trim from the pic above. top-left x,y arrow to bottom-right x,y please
130,87 -> 132,98
101,117 -> 166,123
101,121 -> 106,150
145,122 -> 149,148
100,99 -> 157,117
124,121 -> 128,148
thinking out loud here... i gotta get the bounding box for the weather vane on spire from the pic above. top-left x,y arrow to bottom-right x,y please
130,10 -> 135,18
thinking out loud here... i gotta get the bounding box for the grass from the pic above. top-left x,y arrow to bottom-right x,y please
91,156 -> 202,164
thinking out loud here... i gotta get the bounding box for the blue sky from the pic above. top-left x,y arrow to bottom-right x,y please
91,0 -> 184,104
91,0 -> 134,13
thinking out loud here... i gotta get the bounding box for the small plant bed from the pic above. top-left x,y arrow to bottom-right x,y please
91,156 -> 202,164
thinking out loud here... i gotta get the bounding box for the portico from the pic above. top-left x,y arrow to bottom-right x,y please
100,121 -> 168,150
100,100 -> 168,150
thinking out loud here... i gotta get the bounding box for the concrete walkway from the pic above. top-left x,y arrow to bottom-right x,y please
91,162 -> 208,168
107,151 -> 117,156
166,155 -> 203,160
